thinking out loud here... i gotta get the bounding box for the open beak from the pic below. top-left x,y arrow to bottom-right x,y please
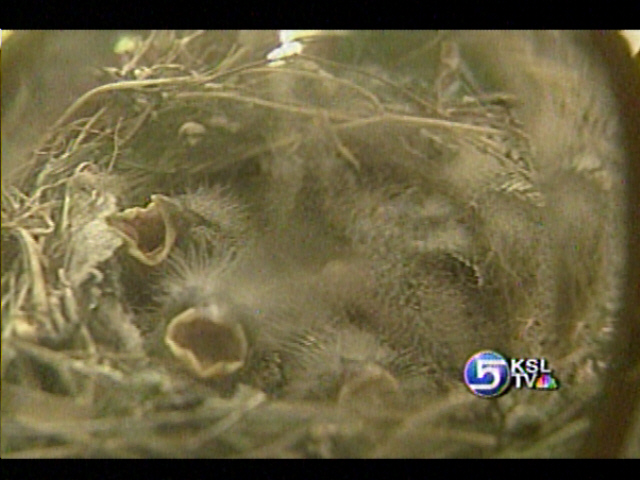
106,194 -> 178,266
164,305 -> 248,378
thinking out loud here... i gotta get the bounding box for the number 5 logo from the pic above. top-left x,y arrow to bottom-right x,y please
464,350 -> 511,398
473,359 -> 507,390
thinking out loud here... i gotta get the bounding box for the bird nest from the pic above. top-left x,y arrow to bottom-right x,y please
1,31 -> 634,458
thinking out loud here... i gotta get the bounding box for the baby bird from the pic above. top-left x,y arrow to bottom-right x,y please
134,188 -> 258,379
130,186 -> 342,396
327,185 -> 508,384
106,186 -> 249,268
137,184 -> 426,404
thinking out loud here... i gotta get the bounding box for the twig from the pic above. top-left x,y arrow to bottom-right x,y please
107,117 -> 123,173
69,107 -> 107,152
299,52 -> 440,114
173,90 -> 503,136
237,65 -> 386,115
1,444 -> 84,459
183,390 -> 267,452
13,228 -> 50,322
121,30 -> 159,76
498,418 -> 589,458
49,76 -> 203,135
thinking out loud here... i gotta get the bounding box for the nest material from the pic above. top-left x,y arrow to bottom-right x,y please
1,31 -> 632,458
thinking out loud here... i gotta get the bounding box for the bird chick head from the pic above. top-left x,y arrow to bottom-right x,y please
164,304 -> 248,379
154,237 -> 239,319
106,194 -> 180,266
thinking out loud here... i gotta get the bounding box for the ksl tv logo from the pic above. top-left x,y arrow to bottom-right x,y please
463,350 -> 560,398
